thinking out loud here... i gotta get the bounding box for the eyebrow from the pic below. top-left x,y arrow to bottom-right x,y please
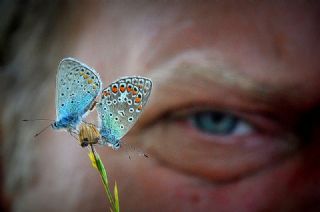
137,50 -> 308,129
173,63 -> 272,99
149,52 -> 279,105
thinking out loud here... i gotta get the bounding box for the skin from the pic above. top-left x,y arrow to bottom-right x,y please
14,2 -> 320,211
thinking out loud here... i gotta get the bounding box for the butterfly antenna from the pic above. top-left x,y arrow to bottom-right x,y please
89,101 -> 97,111
136,147 -> 149,158
22,118 -> 54,122
82,120 -> 99,128
143,153 -> 149,158
128,143 -> 149,159
69,131 -> 80,144
123,144 -> 132,160
34,123 -> 52,137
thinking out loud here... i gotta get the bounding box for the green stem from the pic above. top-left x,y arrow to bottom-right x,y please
89,145 -> 119,212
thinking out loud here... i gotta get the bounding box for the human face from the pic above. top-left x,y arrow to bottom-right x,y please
35,2 -> 320,211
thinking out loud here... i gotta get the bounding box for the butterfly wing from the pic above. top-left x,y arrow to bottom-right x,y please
55,58 -> 102,129
97,76 -> 152,149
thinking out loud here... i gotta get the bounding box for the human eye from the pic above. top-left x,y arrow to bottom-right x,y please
188,110 -> 252,137
138,104 -> 299,182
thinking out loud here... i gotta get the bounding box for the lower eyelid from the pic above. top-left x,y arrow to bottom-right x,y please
140,119 -> 298,182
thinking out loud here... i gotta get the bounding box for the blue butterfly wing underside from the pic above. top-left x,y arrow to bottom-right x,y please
55,58 -> 102,130
97,77 -> 152,149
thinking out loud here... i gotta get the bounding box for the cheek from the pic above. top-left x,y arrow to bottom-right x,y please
108,151 -> 319,211
106,135 -> 320,211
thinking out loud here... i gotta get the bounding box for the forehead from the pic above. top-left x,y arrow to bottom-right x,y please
78,2 -> 319,69
146,3 -> 319,70
75,2 -> 320,107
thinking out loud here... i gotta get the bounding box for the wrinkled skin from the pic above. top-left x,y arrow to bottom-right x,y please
16,2 -> 320,212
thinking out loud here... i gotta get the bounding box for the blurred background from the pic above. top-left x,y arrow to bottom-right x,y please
1,0 -> 320,211
0,1 -> 77,210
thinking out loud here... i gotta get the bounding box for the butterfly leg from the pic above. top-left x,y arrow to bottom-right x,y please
89,100 -> 97,111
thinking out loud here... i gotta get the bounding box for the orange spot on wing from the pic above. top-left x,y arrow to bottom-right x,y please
137,105 -> 143,110
120,85 -> 126,92
103,91 -> 110,96
132,88 -> 138,95
135,97 -> 141,103
127,84 -> 132,92
83,74 -> 89,79
112,86 -> 118,93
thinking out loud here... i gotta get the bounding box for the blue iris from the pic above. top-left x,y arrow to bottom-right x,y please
190,111 -> 239,135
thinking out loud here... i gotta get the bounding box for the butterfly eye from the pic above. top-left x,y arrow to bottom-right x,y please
113,142 -> 120,149
81,142 -> 88,147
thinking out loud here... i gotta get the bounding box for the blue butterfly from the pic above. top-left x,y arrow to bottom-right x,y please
51,58 -> 152,150
97,77 -> 152,150
52,58 -> 102,132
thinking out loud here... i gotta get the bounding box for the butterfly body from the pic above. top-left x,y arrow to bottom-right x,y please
52,114 -> 81,130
